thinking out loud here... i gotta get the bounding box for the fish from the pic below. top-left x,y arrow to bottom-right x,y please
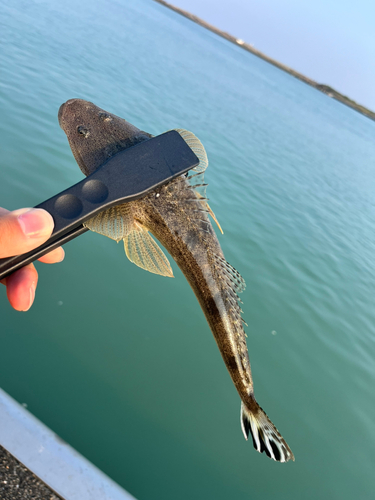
58,98 -> 294,462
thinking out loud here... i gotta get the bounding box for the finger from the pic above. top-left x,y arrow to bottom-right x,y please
0,208 -> 54,258
3,264 -> 38,311
0,207 -> 10,216
38,246 -> 65,264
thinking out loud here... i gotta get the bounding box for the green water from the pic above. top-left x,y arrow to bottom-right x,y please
1,1 -> 375,498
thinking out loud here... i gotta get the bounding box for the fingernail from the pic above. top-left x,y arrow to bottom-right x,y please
16,208 -> 54,238
23,281 -> 36,312
57,248 -> 65,263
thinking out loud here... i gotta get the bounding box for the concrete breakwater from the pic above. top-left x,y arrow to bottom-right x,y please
154,0 -> 375,121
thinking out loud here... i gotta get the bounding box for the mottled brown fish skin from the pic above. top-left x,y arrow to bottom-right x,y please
58,99 -> 152,176
135,178 -> 256,406
58,98 -> 254,406
58,99 -> 294,462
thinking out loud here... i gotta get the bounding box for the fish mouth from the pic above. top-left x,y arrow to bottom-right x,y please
58,98 -> 90,128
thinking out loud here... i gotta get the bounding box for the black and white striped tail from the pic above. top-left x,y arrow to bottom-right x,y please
241,399 -> 294,463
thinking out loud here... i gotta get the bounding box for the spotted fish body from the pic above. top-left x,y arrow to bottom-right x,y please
58,99 -> 294,462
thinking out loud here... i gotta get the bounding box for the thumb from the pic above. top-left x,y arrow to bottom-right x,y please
0,208 -> 54,258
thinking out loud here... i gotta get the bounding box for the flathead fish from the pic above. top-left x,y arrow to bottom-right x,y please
58,99 -> 294,462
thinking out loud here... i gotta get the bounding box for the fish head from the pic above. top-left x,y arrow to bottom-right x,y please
58,99 -> 151,176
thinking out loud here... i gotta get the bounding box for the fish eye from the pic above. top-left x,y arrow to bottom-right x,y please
77,126 -> 89,138
98,112 -> 111,121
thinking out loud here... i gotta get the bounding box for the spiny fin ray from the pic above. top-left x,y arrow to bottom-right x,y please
206,203 -> 224,234
194,189 -> 224,235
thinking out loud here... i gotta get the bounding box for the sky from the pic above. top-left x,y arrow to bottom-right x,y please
168,0 -> 375,111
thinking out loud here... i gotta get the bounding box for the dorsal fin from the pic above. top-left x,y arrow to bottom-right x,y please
173,128 -> 208,197
213,253 -> 246,294
173,129 -> 223,234
173,129 -> 208,174
124,222 -> 174,277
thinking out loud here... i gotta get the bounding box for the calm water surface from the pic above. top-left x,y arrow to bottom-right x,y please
1,1 -> 375,499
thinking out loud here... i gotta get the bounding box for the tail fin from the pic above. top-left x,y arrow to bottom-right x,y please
241,399 -> 295,463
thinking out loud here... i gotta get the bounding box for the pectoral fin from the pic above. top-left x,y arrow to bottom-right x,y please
124,223 -> 174,277
84,205 -> 172,277
84,204 -> 134,242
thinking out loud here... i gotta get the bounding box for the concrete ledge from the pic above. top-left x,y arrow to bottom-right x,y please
1,444 -> 63,499
0,388 -> 136,500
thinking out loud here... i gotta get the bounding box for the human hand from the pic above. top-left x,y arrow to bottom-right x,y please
0,207 -> 65,311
